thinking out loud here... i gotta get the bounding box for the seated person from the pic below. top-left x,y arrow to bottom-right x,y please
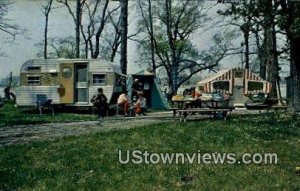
224,91 -> 231,101
194,87 -> 203,99
134,94 -> 147,116
117,90 -> 129,116
190,87 -> 203,108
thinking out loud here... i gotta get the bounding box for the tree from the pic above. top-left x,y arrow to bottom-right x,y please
278,0 -> 300,112
99,10 -> 122,62
36,36 -> 77,58
137,0 -> 232,95
260,0 -> 280,99
75,0 -> 81,58
57,0 -> 120,59
137,0 -> 156,74
217,0 -> 259,69
0,0 -> 20,57
119,0 -> 128,75
0,1 -> 19,38
218,0 -> 281,99
41,0 -> 54,59
3,72 -> 16,101
57,0 -> 86,58
80,0 -> 119,59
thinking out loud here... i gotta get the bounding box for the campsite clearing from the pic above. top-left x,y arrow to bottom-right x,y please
0,113 -> 300,190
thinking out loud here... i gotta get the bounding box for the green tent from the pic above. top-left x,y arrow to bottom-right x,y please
127,72 -> 170,110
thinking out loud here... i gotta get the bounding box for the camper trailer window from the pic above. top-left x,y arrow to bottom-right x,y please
62,67 -> 72,78
248,81 -> 263,91
93,74 -> 106,85
27,66 -> 41,71
199,86 -> 204,91
213,81 -> 230,90
235,71 -> 243,78
27,76 -> 40,85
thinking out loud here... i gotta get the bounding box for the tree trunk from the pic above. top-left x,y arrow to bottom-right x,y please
240,21 -> 251,69
120,0 -> 128,75
43,0 -> 53,59
281,1 -> 300,112
80,23 -> 88,58
259,43 -> 266,79
148,0 -> 156,74
252,21 -> 268,79
262,0 -> 278,98
92,0 -> 109,59
110,41 -> 119,62
165,0 -> 178,95
4,72 -> 13,100
44,15 -> 49,59
288,36 -> 300,112
244,30 -> 249,69
75,0 -> 81,58
272,21 -> 282,101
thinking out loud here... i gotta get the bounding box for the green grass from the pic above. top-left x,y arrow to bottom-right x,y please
0,114 -> 300,190
0,102 -> 95,127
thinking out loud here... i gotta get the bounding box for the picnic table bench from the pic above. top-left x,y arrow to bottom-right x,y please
175,108 -> 232,122
245,99 -> 287,114
170,107 -> 180,119
264,105 -> 287,114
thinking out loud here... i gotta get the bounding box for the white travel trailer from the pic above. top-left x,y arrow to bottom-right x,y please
16,59 -> 124,107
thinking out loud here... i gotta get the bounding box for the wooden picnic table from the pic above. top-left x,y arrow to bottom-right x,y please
172,99 -> 233,121
172,99 -> 230,109
172,100 -> 188,109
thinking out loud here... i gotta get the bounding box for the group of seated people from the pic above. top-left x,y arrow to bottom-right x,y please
174,87 -> 232,109
92,78 -> 147,117
117,90 -> 147,116
183,86 -> 231,101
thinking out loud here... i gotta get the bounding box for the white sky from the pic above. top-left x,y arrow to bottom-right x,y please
0,0 -> 289,81
0,0 -> 141,78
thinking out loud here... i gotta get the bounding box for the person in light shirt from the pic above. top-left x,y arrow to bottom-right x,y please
194,87 -> 203,99
117,90 -> 129,116
134,93 -> 147,116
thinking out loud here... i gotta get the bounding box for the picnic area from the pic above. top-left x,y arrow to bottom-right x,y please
1,100 -> 300,190
1,0 -> 300,190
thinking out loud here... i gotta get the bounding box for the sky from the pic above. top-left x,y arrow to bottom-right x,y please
0,0 -> 141,78
0,0 -> 288,81
0,0 -> 69,78
0,0 -> 235,79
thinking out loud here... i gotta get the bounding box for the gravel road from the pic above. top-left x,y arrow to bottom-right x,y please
0,113 -> 173,147
0,110 -> 262,147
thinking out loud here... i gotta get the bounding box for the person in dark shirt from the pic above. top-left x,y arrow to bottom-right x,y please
132,78 -> 143,102
91,88 -> 108,121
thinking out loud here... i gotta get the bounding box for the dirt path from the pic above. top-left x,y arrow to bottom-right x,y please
0,113 -> 173,147
0,110 -> 261,147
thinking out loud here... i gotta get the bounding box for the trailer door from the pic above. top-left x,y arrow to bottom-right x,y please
60,63 -> 74,104
75,63 -> 88,104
